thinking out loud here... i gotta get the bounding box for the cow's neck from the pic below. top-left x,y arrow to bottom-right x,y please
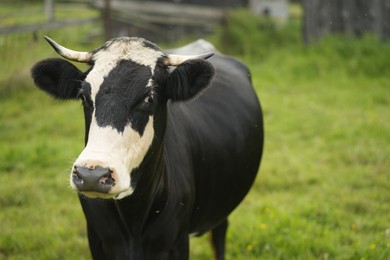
115,139 -> 168,236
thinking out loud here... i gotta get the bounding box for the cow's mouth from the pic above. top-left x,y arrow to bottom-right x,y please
79,191 -> 115,199
78,187 -> 134,200
113,188 -> 134,200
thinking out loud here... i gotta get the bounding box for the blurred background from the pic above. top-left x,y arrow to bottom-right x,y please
1,0 -> 389,259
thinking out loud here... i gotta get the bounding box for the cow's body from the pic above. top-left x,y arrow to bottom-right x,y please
32,37 -> 263,259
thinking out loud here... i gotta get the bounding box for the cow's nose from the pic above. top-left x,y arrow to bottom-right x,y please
72,166 -> 115,193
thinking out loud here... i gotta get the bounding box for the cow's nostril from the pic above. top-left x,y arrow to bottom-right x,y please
99,170 -> 115,186
72,167 -> 84,185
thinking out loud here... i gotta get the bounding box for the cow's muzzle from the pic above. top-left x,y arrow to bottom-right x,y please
72,166 -> 115,194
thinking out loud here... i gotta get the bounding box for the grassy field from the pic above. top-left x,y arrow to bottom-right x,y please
1,4 -> 390,260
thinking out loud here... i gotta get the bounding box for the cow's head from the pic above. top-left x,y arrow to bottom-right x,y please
32,36 -> 214,199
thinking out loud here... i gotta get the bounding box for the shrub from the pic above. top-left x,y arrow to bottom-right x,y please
212,9 -> 390,80
213,9 -> 301,59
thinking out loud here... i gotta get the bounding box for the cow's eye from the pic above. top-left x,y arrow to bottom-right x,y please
79,94 -> 92,108
144,95 -> 154,104
77,90 -> 91,107
137,94 -> 155,111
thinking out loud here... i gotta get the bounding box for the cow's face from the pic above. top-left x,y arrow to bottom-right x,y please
32,37 -> 214,199
72,38 -> 167,199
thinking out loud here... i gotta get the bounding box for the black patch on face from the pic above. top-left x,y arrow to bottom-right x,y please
94,60 -> 154,134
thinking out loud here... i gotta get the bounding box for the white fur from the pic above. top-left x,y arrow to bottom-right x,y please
93,38 -> 163,70
72,116 -> 155,198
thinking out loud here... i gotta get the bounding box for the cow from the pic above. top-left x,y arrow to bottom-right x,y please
31,36 -> 263,260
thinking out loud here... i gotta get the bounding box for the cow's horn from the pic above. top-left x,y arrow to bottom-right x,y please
44,36 -> 92,63
165,52 -> 214,66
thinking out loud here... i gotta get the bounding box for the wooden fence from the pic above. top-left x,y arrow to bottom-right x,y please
91,0 -> 226,41
1,0 -> 227,43
0,1 -> 97,36
303,0 -> 390,43
0,18 -> 98,35
0,1 -> 99,85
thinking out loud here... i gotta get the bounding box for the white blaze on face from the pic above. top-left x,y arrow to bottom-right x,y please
72,116 -> 155,199
71,38 -> 163,199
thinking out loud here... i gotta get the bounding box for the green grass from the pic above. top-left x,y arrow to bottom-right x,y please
1,5 -> 390,260
230,77 -> 390,259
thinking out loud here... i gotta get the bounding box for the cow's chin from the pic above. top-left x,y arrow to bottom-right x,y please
78,188 -> 134,200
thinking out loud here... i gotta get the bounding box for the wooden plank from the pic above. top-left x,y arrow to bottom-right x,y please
110,9 -> 220,28
92,0 -> 224,23
0,18 -> 99,35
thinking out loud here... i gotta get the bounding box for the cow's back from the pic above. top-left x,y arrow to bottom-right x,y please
165,41 -> 263,234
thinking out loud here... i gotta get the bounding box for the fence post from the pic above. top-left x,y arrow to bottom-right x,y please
103,0 -> 112,40
44,0 -> 55,22
221,0 -> 230,52
303,0 -> 390,43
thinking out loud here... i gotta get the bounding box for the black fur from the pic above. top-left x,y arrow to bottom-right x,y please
31,58 -> 83,99
95,60 -> 154,134
166,59 -> 215,102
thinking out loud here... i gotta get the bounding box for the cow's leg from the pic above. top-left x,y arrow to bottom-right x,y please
210,218 -> 228,260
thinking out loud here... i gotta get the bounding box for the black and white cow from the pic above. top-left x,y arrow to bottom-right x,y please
31,36 -> 263,259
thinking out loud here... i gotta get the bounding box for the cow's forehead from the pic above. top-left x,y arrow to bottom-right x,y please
85,37 -> 164,98
92,37 -> 165,70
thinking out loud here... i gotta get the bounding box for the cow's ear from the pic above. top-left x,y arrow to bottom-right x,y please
31,58 -> 84,100
166,59 -> 215,102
